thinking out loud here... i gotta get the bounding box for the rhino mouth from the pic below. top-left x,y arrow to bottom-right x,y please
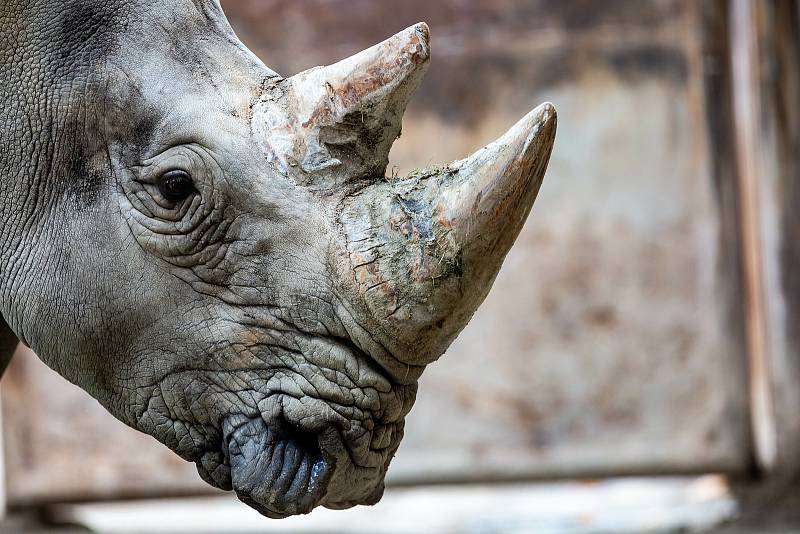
173,319 -> 411,517
217,415 -> 336,518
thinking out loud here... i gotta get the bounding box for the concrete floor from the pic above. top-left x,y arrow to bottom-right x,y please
7,475 -> 800,533
1,476 -> 742,534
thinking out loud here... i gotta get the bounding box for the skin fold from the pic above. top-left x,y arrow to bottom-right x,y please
0,0 -> 556,518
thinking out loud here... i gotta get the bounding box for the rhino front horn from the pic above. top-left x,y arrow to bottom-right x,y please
439,103 -> 556,278
252,23 -> 431,190
341,103 -> 557,369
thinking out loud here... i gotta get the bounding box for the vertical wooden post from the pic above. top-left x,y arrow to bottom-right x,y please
698,0 -> 757,473
729,0 -> 777,473
699,0 -> 800,479
708,0 -> 800,481
749,0 -> 800,478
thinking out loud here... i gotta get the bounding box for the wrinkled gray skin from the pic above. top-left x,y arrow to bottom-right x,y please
0,0 -> 555,518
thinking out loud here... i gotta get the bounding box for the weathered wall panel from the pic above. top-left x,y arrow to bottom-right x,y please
2,0 -> 752,503
392,1 -> 751,479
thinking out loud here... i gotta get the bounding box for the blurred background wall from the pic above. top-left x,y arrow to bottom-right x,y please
4,0 -> 792,523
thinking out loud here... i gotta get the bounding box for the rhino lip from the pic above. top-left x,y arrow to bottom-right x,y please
221,415 -> 335,518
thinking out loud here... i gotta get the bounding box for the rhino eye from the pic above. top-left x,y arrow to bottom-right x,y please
158,170 -> 196,202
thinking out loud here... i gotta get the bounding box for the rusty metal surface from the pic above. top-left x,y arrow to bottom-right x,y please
2,0 -> 751,503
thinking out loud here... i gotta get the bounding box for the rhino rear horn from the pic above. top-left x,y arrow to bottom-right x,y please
252,23 -> 431,190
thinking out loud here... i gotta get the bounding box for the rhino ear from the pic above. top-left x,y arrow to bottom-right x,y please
252,23 -> 430,191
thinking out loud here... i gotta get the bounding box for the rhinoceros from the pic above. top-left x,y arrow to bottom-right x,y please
0,0 -> 556,518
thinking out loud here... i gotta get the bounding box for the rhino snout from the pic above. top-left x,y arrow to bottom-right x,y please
219,415 -> 335,518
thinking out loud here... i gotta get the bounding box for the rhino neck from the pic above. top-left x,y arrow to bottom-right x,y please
0,0 -> 130,344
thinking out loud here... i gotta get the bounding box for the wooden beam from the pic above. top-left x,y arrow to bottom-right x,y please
749,0 -> 800,477
729,0 -> 777,473
708,0 -> 800,479
697,0 -> 757,474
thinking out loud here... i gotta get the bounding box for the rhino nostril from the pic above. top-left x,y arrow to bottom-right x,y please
275,420 -> 322,460
223,414 -> 336,517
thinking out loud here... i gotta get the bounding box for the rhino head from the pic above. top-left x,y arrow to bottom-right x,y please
0,0 -> 555,518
